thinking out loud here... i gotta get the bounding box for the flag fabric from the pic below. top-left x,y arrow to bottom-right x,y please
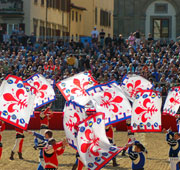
86,81 -> 131,126
76,112 -> 123,170
63,101 -> 86,150
131,90 -> 162,132
0,75 -> 35,130
24,74 -> 55,109
163,86 -> 180,116
56,71 -> 98,106
121,74 -> 153,101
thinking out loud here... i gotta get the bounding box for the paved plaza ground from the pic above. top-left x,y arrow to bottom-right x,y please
0,131 -> 170,170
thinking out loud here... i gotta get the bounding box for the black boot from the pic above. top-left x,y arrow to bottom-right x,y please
18,152 -> 23,159
112,157 -> 119,167
9,151 -> 14,160
72,164 -> 78,170
121,149 -> 126,156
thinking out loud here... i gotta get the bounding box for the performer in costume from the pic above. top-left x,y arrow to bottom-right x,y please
10,128 -> 24,160
163,128 -> 180,170
122,119 -> 136,156
127,141 -> 147,170
72,152 -> 79,170
29,130 -> 53,170
72,125 -> 85,170
72,152 -> 84,170
43,138 -> 67,170
39,103 -> 53,135
176,115 -> 180,134
0,120 -> 5,159
106,125 -> 119,167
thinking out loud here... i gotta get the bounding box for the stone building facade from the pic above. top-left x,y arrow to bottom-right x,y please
71,0 -> 114,37
114,0 -> 180,40
0,0 -> 114,39
70,3 -> 86,39
0,0 -> 70,38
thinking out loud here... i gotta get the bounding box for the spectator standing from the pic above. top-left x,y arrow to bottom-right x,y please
105,34 -> 112,47
91,27 -> 99,43
18,27 -> 24,44
99,29 -> 105,47
135,30 -> 141,45
128,33 -> 136,46
148,33 -> 154,44
27,32 -> 36,46
12,25 -> 19,35
3,31 -> 9,43
118,34 -> 125,48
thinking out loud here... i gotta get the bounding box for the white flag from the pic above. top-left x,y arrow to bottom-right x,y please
24,74 -> 55,109
63,101 -> 86,149
163,87 -> 180,116
77,113 -> 123,170
86,81 -> 131,125
131,90 -> 162,132
121,74 -> 153,101
0,75 -> 35,130
56,71 -> 98,105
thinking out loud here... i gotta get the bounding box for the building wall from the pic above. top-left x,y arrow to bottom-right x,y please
0,0 -> 25,34
0,0 -> 114,38
23,0 -> 31,35
71,0 -> 114,37
114,0 -> 180,40
0,0 -> 70,37
70,8 -> 85,39
28,0 -> 69,38
145,1 -> 176,40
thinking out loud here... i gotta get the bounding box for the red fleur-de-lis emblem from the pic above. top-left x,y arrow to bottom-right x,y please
81,129 -> 101,157
169,93 -> 180,106
34,81 -> 48,98
66,112 -> 80,132
100,92 -> 123,113
127,80 -> 142,97
71,78 -> 89,96
135,98 -> 158,123
3,89 -> 28,113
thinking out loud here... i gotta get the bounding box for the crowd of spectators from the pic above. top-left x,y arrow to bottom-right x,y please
1,27 -> 180,96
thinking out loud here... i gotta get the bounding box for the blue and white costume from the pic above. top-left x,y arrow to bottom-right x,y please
166,130 -> 180,170
33,132 -> 48,170
177,117 -> 180,134
128,141 -> 145,170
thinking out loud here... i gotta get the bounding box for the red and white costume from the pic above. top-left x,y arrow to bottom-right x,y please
0,121 -> 5,159
105,125 -> 119,166
12,128 -> 24,153
43,141 -> 65,169
106,125 -> 114,144
124,119 -> 136,151
40,107 -> 53,135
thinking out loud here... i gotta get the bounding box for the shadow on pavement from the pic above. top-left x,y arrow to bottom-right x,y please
22,159 -> 39,164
